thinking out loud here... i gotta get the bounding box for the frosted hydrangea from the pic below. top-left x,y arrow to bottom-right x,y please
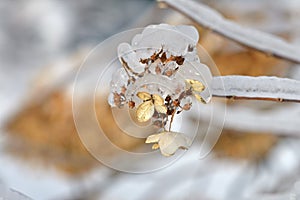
108,24 -> 212,156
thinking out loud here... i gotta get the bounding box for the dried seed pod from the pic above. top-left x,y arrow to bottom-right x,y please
175,56 -> 185,65
165,95 -> 172,102
155,65 -> 161,74
173,99 -> 180,107
163,69 -> 175,77
182,103 -> 192,111
160,52 -> 167,63
187,44 -> 194,52
128,100 -> 135,109
150,48 -> 163,62
140,58 -> 149,64
121,86 -> 127,94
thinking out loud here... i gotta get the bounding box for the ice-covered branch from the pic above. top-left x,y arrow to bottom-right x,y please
159,0 -> 300,64
212,76 -> 300,103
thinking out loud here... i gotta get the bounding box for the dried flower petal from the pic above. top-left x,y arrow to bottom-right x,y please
145,131 -> 192,156
136,101 -> 155,122
136,92 -> 167,122
185,79 -> 205,92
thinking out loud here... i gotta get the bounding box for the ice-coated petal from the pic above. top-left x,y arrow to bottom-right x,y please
158,131 -> 192,156
146,131 -> 192,157
145,133 -> 163,143
152,94 -> 165,106
185,79 -> 205,92
177,61 -> 212,103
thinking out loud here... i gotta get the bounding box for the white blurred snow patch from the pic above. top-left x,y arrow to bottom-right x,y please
23,0 -> 70,51
161,0 -> 300,63
0,153 -> 74,200
0,182 -> 32,200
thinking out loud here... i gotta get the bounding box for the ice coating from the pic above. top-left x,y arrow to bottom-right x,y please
131,24 -> 199,56
107,24 -> 213,156
108,23 -> 212,126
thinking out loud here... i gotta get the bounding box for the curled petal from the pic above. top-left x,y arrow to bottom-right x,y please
145,133 -> 163,143
159,132 -> 192,156
146,131 -> 192,157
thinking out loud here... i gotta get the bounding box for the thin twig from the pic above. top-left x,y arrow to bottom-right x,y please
211,75 -> 300,103
168,110 -> 176,132
120,57 -> 141,77
159,0 -> 300,64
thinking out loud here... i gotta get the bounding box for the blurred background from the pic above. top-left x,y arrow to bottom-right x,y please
1,0 -> 300,199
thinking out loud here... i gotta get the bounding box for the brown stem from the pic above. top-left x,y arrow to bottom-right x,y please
213,95 -> 300,103
120,57 -> 141,77
169,110 -> 176,132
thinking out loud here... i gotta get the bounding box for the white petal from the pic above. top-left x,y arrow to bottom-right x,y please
158,132 -> 192,156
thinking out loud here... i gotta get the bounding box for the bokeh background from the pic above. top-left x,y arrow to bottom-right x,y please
1,0 -> 300,199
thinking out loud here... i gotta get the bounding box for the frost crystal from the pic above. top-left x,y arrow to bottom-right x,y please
108,24 -> 212,156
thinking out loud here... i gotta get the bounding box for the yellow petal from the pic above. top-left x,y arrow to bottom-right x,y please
152,143 -> 160,150
137,92 -> 152,101
185,79 -> 205,92
136,101 -> 155,122
152,94 -> 165,105
152,94 -> 167,114
154,104 -> 167,114
145,133 -> 162,143
194,93 -> 207,104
